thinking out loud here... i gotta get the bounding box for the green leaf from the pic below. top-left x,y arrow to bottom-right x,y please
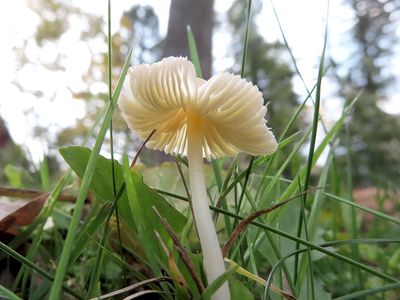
60,146 -> 186,238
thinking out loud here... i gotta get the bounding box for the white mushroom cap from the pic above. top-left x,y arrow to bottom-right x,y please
119,57 -> 277,160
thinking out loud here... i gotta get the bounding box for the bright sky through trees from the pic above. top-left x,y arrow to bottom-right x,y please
0,0 -> 399,163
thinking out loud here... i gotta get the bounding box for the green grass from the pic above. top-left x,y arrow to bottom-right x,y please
1,0 -> 399,299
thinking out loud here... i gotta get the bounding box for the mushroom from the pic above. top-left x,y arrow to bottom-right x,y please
119,57 -> 277,299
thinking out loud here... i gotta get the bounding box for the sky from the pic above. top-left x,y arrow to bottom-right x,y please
0,0 -> 399,163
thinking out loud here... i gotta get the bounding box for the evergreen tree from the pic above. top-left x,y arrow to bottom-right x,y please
334,0 -> 400,186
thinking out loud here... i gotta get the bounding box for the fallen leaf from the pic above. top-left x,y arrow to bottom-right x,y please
0,194 -> 47,233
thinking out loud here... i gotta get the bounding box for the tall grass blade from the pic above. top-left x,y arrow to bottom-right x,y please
293,2 -> 329,290
106,2 -> 123,269
49,48 -> 132,299
333,283 -> 400,300
325,192 -> 400,225
240,0 -> 252,77
187,26 -> 203,78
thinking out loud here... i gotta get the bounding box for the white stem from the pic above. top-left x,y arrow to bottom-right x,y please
187,118 -> 230,300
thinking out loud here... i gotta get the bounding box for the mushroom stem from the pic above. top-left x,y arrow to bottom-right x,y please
187,114 -> 230,300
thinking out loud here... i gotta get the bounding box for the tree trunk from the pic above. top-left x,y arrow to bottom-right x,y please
163,0 -> 214,79
0,117 -> 12,149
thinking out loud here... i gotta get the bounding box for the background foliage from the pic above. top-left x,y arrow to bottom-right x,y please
0,0 -> 399,299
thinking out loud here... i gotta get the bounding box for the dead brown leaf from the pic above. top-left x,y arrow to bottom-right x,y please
0,194 -> 47,233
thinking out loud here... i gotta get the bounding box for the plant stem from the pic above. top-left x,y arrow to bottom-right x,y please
187,112 -> 230,300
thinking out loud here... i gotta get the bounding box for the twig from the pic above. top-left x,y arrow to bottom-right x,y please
222,189 -> 318,257
152,206 -> 205,293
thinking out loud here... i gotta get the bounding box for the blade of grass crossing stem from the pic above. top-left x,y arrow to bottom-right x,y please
49,49 -> 132,299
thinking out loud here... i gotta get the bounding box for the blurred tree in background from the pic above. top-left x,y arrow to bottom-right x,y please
333,0 -> 400,187
2,0 -> 400,189
164,0 -> 214,78
0,117 -> 30,186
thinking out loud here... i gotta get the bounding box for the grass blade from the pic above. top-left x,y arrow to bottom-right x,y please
187,25 -> 203,78
0,242 -> 84,300
293,3 -> 329,292
0,285 -> 23,300
240,0 -> 252,77
155,189 -> 400,284
49,48 -> 132,299
333,283 -> 400,300
325,192 -> 400,226
211,206 -> 400,284
264,239 -> 400,299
